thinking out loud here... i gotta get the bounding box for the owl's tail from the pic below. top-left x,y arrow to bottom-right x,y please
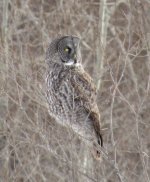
93,132 -> 103,160
98,132 -> 103,147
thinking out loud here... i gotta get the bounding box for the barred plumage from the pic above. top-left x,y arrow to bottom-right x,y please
45,35 -> 103,159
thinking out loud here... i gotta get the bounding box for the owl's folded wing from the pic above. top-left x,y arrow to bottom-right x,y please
71,67 -> 97,103
71,67 -> 103,146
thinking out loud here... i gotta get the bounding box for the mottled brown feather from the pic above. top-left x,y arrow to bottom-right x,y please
45,36 -> 103,160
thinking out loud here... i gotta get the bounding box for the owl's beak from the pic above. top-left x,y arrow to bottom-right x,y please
64,53 -> 77,66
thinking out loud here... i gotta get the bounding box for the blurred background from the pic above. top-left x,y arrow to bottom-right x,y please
0,0 -> 150,181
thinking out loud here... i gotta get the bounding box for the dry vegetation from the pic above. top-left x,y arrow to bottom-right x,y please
0,0 -> 150,181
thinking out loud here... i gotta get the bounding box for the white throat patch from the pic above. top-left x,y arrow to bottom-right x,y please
64,61 -> 74,66
64,62 -> 81,67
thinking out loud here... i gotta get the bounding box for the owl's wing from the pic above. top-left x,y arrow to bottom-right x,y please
71,66 -> 103,146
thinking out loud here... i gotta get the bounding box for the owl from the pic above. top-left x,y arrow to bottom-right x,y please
45,35 -> 103,159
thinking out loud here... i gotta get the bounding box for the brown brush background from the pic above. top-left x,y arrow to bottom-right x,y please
0,0 -> 150,181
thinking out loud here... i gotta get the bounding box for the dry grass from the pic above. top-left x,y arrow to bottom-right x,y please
0,0 -> 150,181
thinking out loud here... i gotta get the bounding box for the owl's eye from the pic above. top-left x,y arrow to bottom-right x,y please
64,46 -> 72,54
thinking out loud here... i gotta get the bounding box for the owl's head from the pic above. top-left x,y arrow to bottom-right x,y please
46,36 -> 81,67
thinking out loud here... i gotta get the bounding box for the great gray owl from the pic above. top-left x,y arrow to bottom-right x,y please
45,35 -> 103,159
